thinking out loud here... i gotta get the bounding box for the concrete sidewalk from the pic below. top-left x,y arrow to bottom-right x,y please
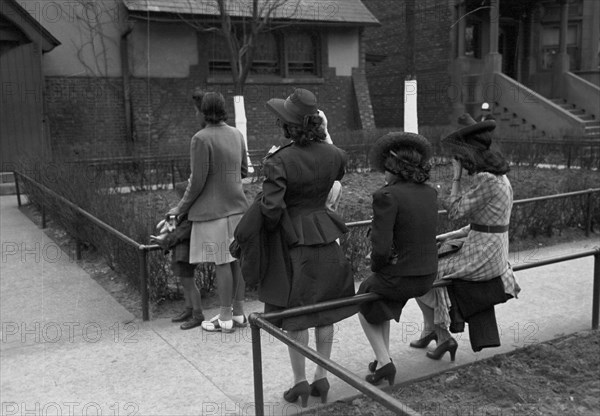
1,194 -> 598,416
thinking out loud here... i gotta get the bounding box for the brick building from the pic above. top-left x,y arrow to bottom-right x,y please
22,0 -> 379,160
362,0 -> 455,128
362,0 -> 599,138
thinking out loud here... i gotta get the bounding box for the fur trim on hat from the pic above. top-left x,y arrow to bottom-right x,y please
370,132 -> 433,174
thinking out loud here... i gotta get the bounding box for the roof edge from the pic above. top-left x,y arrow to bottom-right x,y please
126,10 -> 380,27
2,0 -> 61,52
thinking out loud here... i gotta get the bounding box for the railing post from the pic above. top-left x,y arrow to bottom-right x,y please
14,171 -> 22,207
138,246 -> 150,321
585,190 -> 592,237
250,317 -> 265,416
592,251 -> 599,330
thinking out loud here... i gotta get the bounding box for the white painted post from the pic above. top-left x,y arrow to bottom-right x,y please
404,79 -> 418,134
233,95 -> 254,174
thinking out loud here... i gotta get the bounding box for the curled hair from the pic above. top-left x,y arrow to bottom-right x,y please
384,147 -> 431,184
282,114 -> 326,146
201,92 -> 228,124
458,149 -> 510,176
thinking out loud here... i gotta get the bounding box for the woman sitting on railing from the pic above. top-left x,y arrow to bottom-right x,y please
358,132 -> 439,387
414,114 -> 521,361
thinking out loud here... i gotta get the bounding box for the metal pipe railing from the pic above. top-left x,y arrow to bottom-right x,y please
251,312 -> 421,416
249,247 -> 600,415
13,169 -> 599,324
14,171 -> 151,320
347,188 -> 600,232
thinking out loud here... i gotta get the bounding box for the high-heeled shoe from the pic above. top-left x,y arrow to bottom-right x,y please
309,378 -> 330,403
365,362 -> 396,386
426,337 -> 458,361
409,331 -> 438,349
283,381 -> 310,407
368,358 -> 393,373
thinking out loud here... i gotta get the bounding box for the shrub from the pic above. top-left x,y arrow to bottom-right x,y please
19,158 -> 186,302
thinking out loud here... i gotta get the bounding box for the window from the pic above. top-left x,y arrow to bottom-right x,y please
464,21 -> 481,58
539,0 -> 583,71
250,32 -> 279,75
285,32 -> 318,75
540,25 -> 580,70
206,30 -> 319,78
207,35 -> 231,74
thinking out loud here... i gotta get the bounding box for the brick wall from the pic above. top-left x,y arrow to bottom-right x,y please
45,77 -> 130,159
362,0 -> 454,128
45,69 -> 362,159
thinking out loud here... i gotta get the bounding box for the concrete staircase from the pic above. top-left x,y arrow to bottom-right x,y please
549,98 -> 600,137
0,172 -> 16,196
491,103 -> 546,138
461,72 -> 599,139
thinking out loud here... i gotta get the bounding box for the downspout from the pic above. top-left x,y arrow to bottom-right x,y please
121,24 -> 134,142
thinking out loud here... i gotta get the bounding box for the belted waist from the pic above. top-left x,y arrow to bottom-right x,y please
470,223 -> 509,233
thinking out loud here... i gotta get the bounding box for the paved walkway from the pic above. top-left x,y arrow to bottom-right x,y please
1,194 -> 598,416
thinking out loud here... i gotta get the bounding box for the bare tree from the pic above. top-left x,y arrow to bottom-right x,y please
180,0 -> 300,95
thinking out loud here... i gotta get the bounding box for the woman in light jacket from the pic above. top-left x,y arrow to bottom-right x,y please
168,92 -> 249,332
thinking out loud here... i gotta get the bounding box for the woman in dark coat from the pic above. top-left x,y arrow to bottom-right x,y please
259,88 -> 355,407
358,132 -> 438,386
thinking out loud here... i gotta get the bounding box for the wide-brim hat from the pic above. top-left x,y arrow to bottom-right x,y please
369,132 -> 433,173
442,113 -> 509,174
442,113 -> 496,154
266,88 -> 318,126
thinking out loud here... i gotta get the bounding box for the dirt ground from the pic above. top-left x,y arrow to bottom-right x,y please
303,330 -> 600,416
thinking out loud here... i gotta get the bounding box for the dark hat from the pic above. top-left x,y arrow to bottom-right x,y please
369,132 -> 433,173
265,88 -> 318,126
442,113 -> 496,152
442,113 -> 509,175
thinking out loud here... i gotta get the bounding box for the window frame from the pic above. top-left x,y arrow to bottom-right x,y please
204,28 -> 322,81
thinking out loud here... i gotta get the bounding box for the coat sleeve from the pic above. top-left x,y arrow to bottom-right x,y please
370,189 -> 397,272
176,135 -> 210,214
260,156 -> 287,231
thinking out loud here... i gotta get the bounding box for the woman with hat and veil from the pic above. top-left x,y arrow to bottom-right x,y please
412,114 -> 520,361
257,88 -> 355,407
357,132 -> 439,386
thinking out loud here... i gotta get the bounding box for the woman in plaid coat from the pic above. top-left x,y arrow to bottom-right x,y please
413,114 -> 520,361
